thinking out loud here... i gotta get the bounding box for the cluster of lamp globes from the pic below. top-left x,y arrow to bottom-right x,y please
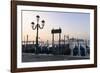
31,15 -> 45,30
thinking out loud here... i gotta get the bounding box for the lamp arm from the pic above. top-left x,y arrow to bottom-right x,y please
32,25 -> 37,30
38,24 -> 44,29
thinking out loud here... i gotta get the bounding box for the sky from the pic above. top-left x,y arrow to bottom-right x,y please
22,10 -> 90,43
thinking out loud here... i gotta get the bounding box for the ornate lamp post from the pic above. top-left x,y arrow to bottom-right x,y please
31,15 -> 45,53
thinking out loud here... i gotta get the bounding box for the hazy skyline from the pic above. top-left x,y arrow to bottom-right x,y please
22,10 -> 90,42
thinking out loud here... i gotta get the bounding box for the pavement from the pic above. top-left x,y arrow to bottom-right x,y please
22,53 -> 90,62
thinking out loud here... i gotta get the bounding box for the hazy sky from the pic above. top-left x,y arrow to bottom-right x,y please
22,10 -> 90,42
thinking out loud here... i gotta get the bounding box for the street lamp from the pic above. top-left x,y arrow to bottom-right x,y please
31,15 -> 45,54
